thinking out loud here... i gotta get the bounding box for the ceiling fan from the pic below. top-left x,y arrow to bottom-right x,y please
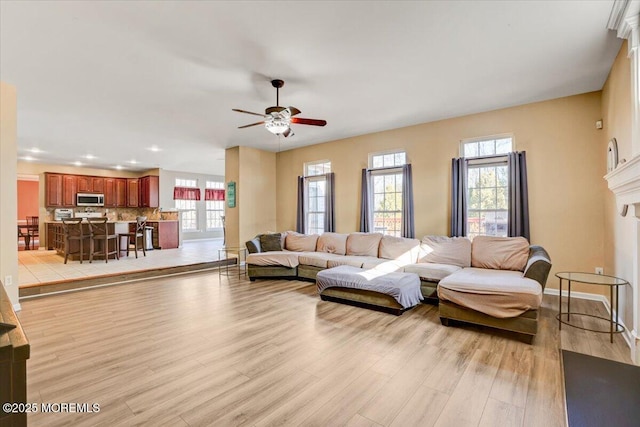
233,79 -> 327,138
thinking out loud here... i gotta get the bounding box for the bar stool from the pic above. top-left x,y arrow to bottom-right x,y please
61,218 -> 89,264
118,216 -> 147,258
87,218 -> 119,263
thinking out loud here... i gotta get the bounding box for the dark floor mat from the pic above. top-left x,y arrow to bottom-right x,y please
562,350 -> 640,427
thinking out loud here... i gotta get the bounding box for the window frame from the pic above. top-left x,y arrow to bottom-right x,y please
368,150 -> 407,237
175,178 -> 198,232
303,160 -> 331,235
460,136 -> 513,239
205,181 -> 225,230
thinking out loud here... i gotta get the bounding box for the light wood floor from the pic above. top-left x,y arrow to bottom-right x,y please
17,271 -> 632,427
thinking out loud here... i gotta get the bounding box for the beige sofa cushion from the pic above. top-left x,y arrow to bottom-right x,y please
316,233 -> 348,255
438,267 -> 542,318
298,252 -> 345,268
471,236 -> 529,271
379,235 -> 420,264
285,232 -> 319,252
346,233 -> 383,257
247,251 -> 299,268
403,263 -> 462,282
419,236 -> 471,267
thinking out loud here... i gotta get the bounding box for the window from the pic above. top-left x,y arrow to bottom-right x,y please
175,178 -> 197,231
205,181 -> 225,230
461,136 -> 513,238
304,161 -> 330,235
369,151 -> 406,237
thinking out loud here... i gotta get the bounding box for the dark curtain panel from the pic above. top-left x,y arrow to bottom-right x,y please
401,164 -> 415,238
359,169 -> 373,232
508,151 -> 530,240
296,176 -> 305,233
324,172 -> 336,232
451,158 -> 468,237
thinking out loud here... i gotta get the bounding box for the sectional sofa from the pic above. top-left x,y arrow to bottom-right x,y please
246,231 -> 551,342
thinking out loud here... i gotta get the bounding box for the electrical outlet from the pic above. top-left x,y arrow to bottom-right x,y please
4,275 -> 12,286
595,267 -> 604,275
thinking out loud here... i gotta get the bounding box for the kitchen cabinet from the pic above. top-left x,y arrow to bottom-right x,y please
62,175 -> 77,207
104,178 -> 116,207
45,173 -> 63,207
78,175 -> 105,193
127,178 -> 139,207
139,175 -> 159,208
148,221 -> 179,249
115,178 -> 127,207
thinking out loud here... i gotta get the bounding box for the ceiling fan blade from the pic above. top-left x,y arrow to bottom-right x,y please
238,121 -> 265,129
288,106 -> 301,116
232,108 -> 267,117
291,117 -> 327,127
283,128 -> 294,138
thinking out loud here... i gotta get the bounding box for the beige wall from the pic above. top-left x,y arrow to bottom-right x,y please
225,146 -> 277,248
0,82 -> 19,307
602,40 -> 634,326
276,92 -> 606,293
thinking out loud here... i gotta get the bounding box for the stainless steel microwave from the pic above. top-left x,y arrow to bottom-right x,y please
77,193 -> 104,207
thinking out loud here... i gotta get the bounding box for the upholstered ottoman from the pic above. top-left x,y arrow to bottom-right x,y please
316,265 -> 422,315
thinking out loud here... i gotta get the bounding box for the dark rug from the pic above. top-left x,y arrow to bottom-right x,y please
562,350 -> 640,427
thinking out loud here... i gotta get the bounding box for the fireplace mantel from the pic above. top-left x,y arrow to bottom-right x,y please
605,154 -> 640,211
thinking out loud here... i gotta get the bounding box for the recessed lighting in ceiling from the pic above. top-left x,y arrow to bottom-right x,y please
128,159 -> 138,164
85,154 -> 96,160
22,156 -> 35,161
147,145 -> 162,152
73,161 -> 83,166
115,165 -> 123,170
29,148 -> 41,154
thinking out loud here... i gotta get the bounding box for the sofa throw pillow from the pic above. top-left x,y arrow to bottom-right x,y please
259,233 -> 283,252
316,233 -> 348,255
379,235 -> 420,264
419,236 -> 471,267
285,232 -> 319,252
471,236 -> 529,271
246,237 -> 262,254
346,233 -> 383,257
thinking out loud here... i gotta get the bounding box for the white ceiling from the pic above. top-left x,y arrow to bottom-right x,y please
0,1 -> 621,175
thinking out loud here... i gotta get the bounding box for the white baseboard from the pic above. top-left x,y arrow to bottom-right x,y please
543,288 -> 634,352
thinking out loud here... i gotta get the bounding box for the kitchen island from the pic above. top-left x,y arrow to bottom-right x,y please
46,220 -> 179,260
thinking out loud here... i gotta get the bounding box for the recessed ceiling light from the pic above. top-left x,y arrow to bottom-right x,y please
29,148 -> 41,154
115,165 -> 123,170
128,159 -> 138,164
22,156 -> 35,161
73,161 -> 83,166
85,154 -> 96,160
147,145 -> 161,152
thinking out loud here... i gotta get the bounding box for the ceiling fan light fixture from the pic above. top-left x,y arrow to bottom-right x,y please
265,117 -> 290,135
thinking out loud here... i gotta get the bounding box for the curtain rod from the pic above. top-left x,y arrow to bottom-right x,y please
366,165 -> 407,172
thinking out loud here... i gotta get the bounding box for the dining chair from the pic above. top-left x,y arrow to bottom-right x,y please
26,216 -> 39,250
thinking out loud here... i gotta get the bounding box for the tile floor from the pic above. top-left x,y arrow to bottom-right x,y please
18,238 -> 226,286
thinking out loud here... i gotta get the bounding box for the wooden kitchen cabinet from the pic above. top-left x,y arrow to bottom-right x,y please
62,175 -> 77,207
127,178 -> 139,207
91,177 -> 105,193
115,178 -> 127,207
45,173 -> 63,207
104,178 -> 116,207
77,176 -> 91,193
139,175 -> 159,208
148,221 -> 179,249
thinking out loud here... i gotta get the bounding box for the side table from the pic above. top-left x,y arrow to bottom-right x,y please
218,246 -> 248,279
556,271 -> 628,343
